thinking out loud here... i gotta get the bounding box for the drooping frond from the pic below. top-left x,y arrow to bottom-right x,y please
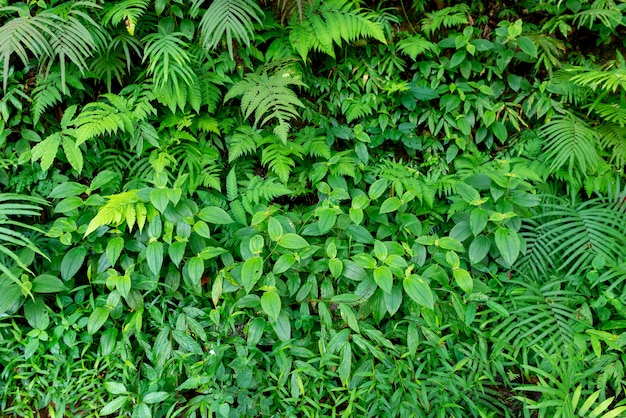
396,34 -> 439,60
540,113 -> 601,178
568,66 -> 626,94
598,123 -> 626,166
593,103 -> 626,127
195,0 -> 264,60
227,125 -> 261,163
225,71 -> 306,143
102,0 -> 149,35
573,3 -> 623,31
420,4 -> 469,39
519,194 -> 626,280
288,0 -> 386,61
84,190 -> 143,236
143,30 -> 196,97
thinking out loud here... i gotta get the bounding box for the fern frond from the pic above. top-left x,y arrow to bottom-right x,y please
492,277 -> 585,357
296,127 -> 331,159
102,0 -> 149,35
593,103 -> 626,127
289,0 -> 386,61
568,66 -> 626,94
598,123 -> 626,166
396,34 -> 439,60
225,72 -> 306,143
240,175 -> 292,210
573,5 -> 622,31
420,4 -> 469,39
84,190 -> 142,236
519,194 -> 626,279
261,142 -> 297,183
196,0 -> 264,60
227,125 -> 261,163
30,77 -> 63,126
541,113 -> 601,178
143,30 -> 196,94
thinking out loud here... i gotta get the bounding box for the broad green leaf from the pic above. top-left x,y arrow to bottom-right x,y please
352,253 -> 377,269
437,237 -> 465,252
453,268 -> 473,293
272,310 -> 291,341
277,233 -> 309,249
61,247 -> 87,281
198,206 -> 234,224
268,217 -> 283,241
403,274 -> 434,310
446,251 -> 460,269
193,220 -> 211,238
494,227 -> 521,268
338,343 -> 351,386
247,317 -> 266,345
241,256 -> 263,293
54,196 -> 83,214
48,182 -> 87,198
517,36 -> 537,57
373,266 -> 393,293
317,208 -> 337,234
100,396 -> 129,415
62,137 -> 83,173
491,121 -> 508,142
88,307 -> 110,334
146,241 -> 163,276
261,290 -> 281,320
384,285 -> 403,315
273,253 -> 296,274
106,237 -> 124,267
105,382 -> 127,395
183,256 -> 204,293
470,208 -> 489,236
329,258 -> 343,278
0,283 -> 22,316
150,188 -> 170,213
143,392 -> 169,404
32,274 -> 66,293
368,178 -> 389,199
200,246 -> 228,260
339,303 -> 359,332
168,241 -> 186,267
482,110 -> 496,127
469,235 -> 491,264
172,329 -> 202,354
346,224 -> 374,244
379,197 -> 402,214
486,300 -> 509,317
24,298 -> 49,330
31,134 -> 60,172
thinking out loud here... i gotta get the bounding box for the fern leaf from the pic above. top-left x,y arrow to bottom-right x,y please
541,113 -> 601,178
289,0 -> 386,61
102,0 -> 149,35
420,4 -> 469,39
262,142 -> 296,183
227,125 -> 261,163
84,190 -> 141,236
196,0 -> 264,60
225,72 -> 306,143
598,123 -> 626,167
31,77 -> 63,126
396,34 -> 439,60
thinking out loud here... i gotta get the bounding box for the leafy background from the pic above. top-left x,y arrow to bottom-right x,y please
1,0 -> 626,417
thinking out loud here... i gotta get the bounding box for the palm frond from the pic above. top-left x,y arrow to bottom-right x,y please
288,0 -> 386,61
195,0 -> 264,60
598,123 -> 626,166
225,71 -> 306,143
541,113 -> 601,178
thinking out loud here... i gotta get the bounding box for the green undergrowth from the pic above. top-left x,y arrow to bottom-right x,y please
2,0 -> 626,417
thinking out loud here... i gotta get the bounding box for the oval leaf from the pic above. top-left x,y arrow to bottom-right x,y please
198,206 -> 234,224
403,274 -> 434,310
277,233 -> 309,249
261,290 -> 281,320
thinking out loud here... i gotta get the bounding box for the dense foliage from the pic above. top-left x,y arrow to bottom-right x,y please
2,0 -> 626,416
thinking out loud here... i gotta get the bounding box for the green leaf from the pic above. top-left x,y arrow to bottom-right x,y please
31,134 -> 60,171
143,391 -> 169,404
469,235 -> 491,264
32,274 -> 66,293
49,182 -> 87,199
277,233 -> 309,249
0,283 -> 22,316
329,258 -> 343,278
346,224 -> 374,244
368,178 -> 389,200
198,206 -> 234,224
437,237 -> 465,252
146,241 -> 163,276
261,290 -> 281,320
247,317 -> 266,345
172,329 -> 202,354
373,266 -> 393,293
517,36 -> 537,57
88,307 -> 110,334
453,268 -> 473,293
62,137 -> 83,173
100,396 -> 129,415
491,121 -> 508,142
268,217 -> 283,241
241,256 -> 263,293
183,256 -> 204,293
105,381 -> 127,395
61,247 -> 86,281
494,227 -> 521,268
384,285 -> 403,315
106,237 -> 124,267
470,208 -> 489,236
272,310 -> 291,341
54,196 -> 83,214
150,188 -> 170,213
317,208 -> 337,234
379,197 -> 403,214
273,253 -> 296,274
403,274 -> 434,310
193,221 -> 211,238
168,241 -> 186,267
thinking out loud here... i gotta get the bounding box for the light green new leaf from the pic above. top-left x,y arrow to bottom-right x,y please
261,290 -> 281,320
